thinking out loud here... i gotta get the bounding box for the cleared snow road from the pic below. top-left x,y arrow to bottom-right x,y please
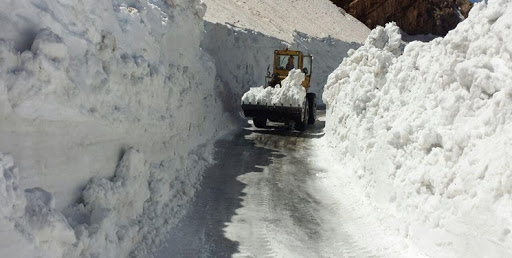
155,111 -> 400,257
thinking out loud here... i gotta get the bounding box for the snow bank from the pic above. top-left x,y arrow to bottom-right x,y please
323,0 -> 512,256
0,0 -> 235,257
241,69 -> 307,107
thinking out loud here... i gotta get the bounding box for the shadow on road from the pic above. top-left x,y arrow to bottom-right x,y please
156,110 -> 326,257
155,128 -> 279,257
250,120 -> 325,139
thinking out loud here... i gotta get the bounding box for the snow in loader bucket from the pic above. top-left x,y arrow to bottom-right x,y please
240,69 -> 308,125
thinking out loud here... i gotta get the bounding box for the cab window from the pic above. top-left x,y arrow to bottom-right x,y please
302,56 -> 312,76
276,55 -> 298,70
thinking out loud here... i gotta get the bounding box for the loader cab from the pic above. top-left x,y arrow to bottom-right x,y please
268,50 -> 313,90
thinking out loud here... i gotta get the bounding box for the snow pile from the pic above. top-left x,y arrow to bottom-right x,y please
241,69 -> 307,107
323,0 -> 512,255
0,0 -> 236,257
0,0 -> 224,206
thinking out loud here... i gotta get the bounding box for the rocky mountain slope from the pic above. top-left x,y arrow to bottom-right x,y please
331,0 -> 473,35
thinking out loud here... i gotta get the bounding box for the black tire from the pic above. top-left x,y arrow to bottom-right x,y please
285,121 -> 295,131
296,98 -> 309,131
253,117 -> 267,128
307,93 -> 316,124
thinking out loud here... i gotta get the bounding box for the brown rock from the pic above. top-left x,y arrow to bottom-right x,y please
331,0 -> 473,36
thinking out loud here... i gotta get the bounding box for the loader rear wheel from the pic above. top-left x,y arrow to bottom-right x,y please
307,93 -> 316,124
253,117 -> 267,128
295,121 -> 306,131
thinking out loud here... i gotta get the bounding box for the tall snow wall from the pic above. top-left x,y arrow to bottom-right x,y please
323,0 -> 512,256
0,0 -> 235,257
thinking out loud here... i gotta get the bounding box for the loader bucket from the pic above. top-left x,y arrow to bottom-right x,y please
241,104 -> 304,123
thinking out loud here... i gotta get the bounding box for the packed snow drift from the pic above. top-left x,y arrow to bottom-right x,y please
323,0 -> 512,256
241,69 -> 307,107
0,0 -> 235,257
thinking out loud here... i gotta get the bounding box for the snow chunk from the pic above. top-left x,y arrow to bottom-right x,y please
5,28 -> 82,121
241,69 -> 307,107
83,148 -> 149,224
24,188 -> 76,244
0,153 -> 36,257
365,23 -> 402,55
0,153 -> 24,218
31,29 -> 69,62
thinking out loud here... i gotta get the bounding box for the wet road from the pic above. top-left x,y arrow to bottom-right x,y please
155,112 -> 361,257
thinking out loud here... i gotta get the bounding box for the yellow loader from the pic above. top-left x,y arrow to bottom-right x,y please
241,49 -> 316,131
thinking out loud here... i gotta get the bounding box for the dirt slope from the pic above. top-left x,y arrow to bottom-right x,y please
331,0 -> 473,36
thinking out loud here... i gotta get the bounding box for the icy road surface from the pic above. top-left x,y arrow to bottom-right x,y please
155,111 -> 417,257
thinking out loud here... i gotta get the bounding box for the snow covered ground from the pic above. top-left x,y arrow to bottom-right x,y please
323,0 -> 512,256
